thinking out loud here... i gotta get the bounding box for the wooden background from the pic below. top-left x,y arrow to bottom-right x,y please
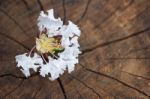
0,0 -> 150,99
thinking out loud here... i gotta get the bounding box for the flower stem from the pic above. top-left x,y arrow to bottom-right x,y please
29,45 -> 36,56
41,53 -> 48,63
51,52 -> 59,59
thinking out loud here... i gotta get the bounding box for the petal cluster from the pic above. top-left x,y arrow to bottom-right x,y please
15,9 -> 81,80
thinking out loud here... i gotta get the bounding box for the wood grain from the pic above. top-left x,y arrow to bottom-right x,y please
0,0 -> 150,99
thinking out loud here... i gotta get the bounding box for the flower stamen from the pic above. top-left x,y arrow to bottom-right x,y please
36,34 -> 63,54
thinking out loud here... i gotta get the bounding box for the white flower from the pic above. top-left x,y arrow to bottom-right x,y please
15,9 -> 81,81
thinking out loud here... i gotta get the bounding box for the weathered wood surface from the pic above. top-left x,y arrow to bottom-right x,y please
0,0 -> 150,99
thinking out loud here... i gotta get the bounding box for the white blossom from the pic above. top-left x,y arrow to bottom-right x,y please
15,9 -> 81,80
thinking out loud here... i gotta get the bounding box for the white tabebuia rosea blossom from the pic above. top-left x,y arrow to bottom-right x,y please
15,9 -> 81,80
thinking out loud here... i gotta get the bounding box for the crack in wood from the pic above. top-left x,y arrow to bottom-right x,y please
81,27 -> 150,55
0,72 -> 39,79
62,0 -> 67,24
36,0 -> 45,12
69,75 -> 102,99
79,63 -> 150,98
21,0 -> 31,10
0,74 -> 26,79
57,78 -> 67,99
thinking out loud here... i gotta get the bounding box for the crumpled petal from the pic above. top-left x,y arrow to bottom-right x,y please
38,9 -> 63,37
58,47 -> 80,73
15,53 -> 43,77
40,57 -> 66,80
61,21 -> 81,37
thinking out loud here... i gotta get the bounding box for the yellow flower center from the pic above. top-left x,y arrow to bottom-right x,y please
36,34 -> 62,53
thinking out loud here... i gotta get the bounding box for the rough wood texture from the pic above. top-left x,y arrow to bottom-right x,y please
0,0 -> 150,99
